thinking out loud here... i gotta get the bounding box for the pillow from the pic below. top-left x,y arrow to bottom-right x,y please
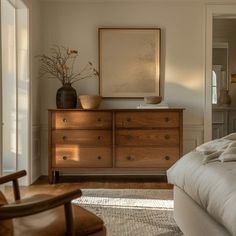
0,191 -> 13,236
202,150 -> 223,164
223,133 -> 236,140
196,138 -> 231,155
228,141 -> 236,148
219,147 -> 236,162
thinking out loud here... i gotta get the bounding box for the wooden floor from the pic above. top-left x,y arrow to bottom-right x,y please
4,175 -> 172,201
38,175 -> 171,188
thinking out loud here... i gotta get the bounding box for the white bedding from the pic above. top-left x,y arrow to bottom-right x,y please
167,149 -> 236,235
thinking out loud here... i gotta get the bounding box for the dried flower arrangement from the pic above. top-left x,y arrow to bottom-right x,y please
38,45 -> 99,85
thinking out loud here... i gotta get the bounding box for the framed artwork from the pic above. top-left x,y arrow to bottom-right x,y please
99,28 -> 161,98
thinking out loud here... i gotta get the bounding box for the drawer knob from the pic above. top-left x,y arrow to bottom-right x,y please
126,118 -> 132,122
62,136 -> 67,140
62,156 -> 68,160
126,156 -> 134,161
165,156 -> 170,160
63,118 -> 67,123
97,118 -> 102,122
165,135 -> 170,140
165,117 -> 170,122
97,136 -> 102,140
97,156 -> 102,160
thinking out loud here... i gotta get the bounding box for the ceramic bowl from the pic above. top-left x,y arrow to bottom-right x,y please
144,96 -> 162,104
79,95 -> 102,109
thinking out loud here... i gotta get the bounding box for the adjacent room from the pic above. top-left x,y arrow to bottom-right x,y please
1,0 -> 236,235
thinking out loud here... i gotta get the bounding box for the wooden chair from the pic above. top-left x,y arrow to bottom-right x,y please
0,170 -> 106,236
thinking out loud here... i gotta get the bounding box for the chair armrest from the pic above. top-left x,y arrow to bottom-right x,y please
0,188 -> 82,220
0,170 -> 27,201
0,170 -> 26,185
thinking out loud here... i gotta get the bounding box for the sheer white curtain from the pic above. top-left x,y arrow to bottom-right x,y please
1,0 -> 17,173
1,0 -> 29,184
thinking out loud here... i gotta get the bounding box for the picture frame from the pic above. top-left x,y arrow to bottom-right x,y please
99,28 -> 161,98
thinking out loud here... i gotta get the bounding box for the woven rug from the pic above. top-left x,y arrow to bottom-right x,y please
73,189 -> 183,236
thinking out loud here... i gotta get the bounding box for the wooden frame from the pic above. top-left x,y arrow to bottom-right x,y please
99,28 -> 161,98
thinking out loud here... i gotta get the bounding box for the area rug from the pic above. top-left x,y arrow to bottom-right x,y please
73,189 -> 183,236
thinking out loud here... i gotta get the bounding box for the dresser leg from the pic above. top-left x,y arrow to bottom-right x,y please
55,171 -> 60,183
49,171 -> 53,184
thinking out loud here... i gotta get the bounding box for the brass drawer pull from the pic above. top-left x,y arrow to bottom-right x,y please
97,156 -> 102,160
62,156 -> 68,160
165,135 -> 170,140
126,118 -> 132,122
165,117 -> 170,122
97,136 -> 102,140
63,118 -> 67,123
97,118 -> 102,122
62,136 -> 67,140
165,156 -> 170,160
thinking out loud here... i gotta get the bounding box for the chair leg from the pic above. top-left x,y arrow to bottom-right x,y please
64,202 -> 75,236
13,179 -> 21,200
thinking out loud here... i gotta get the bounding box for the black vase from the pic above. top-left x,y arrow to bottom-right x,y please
56,83 -> 77,109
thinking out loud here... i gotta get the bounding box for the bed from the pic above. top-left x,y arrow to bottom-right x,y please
167,135 -> 236,236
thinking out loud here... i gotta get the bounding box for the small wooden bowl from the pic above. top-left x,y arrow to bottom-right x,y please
144,96 -> 162,104
79,95 -> 102,109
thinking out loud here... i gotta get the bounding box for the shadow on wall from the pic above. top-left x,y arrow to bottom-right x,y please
164,81 -> 204,125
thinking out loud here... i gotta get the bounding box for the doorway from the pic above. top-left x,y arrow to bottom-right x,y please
205,5 -> 236,142
212,20 -> 236,140
0,0 -> 30,185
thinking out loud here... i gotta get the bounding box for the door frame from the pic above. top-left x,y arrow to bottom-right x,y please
205,4 -> 236,142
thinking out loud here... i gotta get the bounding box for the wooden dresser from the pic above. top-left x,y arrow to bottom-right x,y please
48,109 -> 184,183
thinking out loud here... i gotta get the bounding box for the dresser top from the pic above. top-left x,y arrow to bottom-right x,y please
48,108 -> 185,112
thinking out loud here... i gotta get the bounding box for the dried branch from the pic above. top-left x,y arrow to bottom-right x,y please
37,45 -> 98,85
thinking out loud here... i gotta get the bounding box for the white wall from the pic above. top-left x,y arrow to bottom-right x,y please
38,1 -> 205,174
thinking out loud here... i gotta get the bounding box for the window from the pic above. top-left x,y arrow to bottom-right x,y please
212,71 -> 217,104
1,0 -> 29,184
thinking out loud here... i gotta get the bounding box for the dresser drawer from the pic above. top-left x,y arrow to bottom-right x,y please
52,144 -> 112,168
52,111 -> 112,129
115,112 -> 179,128
115,147 -> 179,168
116,129 -> 179,146
52,130 -> 112,146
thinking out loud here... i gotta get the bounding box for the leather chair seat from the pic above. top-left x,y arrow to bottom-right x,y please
1,194 -> 106,236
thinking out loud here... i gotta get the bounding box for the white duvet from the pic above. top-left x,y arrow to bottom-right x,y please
167,149 -> 236,235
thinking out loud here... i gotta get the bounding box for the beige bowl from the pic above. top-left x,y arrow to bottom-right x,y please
144,96 -> 162,104
79,95 -> 102,109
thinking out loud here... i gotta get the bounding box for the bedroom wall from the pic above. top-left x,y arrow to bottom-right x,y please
39,1 -> 206,174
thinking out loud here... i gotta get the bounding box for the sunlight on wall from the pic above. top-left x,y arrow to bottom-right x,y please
167,68 -> 203,90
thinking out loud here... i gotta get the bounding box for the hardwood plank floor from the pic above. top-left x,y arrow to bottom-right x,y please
37,175 -> 172,188
4,175 -> 172,202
